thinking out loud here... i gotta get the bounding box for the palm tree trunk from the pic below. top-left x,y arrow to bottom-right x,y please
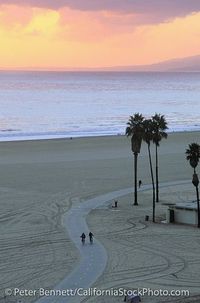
196,186 -> 200,228
156,144 -> 159,202
193,169 -> 200,227
148,144 -> 156,222
134,152 -> 138,205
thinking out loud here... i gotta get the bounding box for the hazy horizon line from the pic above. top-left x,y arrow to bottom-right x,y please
1,53 -> 200,72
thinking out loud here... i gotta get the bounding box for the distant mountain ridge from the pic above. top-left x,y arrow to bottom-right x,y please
1,55 -> 200,72
102,55 -> 200,72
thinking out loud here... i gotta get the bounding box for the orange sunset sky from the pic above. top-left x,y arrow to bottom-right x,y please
0,0 -> 200,70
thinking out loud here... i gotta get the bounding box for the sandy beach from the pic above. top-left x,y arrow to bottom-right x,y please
0,131 -> 200,303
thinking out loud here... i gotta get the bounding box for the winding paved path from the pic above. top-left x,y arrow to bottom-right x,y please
36,179 -> 190,303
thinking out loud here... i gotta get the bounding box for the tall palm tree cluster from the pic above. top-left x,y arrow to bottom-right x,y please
126,113 -> 168,223
186,143 -> 200,228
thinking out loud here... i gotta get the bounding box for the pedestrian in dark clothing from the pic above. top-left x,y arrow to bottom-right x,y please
80,233 -> 86,244
89,232 -> 94,244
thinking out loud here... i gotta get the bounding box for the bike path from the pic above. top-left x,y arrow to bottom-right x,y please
36,179 -> 190,303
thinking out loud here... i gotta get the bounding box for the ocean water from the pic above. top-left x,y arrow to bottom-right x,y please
0,71 -> 200,141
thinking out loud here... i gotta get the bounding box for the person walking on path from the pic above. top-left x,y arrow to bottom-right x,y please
80,233 -> 86,245
139,180 -> 142,188
89,232 -> 94,244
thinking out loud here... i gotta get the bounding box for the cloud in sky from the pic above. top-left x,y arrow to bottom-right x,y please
0,1 -> 200,69
0,0 -> 200,22
0,5 -> 200,70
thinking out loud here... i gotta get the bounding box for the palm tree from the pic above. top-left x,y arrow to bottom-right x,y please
186,143 -> 200,173
152,114 -> 168,202
186,143 -> 200,228
143,119 -> 156,222
126,113 -> 144,205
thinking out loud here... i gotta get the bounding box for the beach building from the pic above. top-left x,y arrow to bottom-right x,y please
167,201 -> 198,225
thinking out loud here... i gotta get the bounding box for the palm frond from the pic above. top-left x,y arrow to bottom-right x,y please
151,113 -> 168,146
186,143 -> 200,169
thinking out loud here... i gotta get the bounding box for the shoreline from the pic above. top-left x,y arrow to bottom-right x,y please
0,129 -> 199,144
